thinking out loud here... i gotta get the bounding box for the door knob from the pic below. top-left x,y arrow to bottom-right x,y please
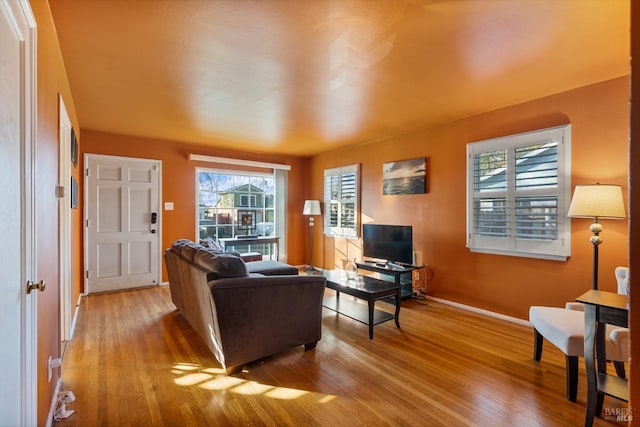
26,280 -> 45,294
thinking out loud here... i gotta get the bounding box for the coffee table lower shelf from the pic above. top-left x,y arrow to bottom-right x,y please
323,295 -> 396,331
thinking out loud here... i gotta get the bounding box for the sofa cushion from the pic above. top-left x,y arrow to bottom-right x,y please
194,249 -> 248,280
246,260 -> 298,276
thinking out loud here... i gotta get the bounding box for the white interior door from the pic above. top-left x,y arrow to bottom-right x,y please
0,0 -> 37,424
85,155 -> 161,293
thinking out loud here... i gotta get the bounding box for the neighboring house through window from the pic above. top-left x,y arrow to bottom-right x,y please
197,170 -> 279,257
466,125 -> 571,260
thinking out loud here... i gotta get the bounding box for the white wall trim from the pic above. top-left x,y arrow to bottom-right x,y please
44,377 -> 62,427
426,295 -> 531,327
68,294 -> 83,341
58,95 -> 73,342
189,153 -> 292,171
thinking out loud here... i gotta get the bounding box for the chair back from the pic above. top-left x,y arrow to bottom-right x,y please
615,266 -> 629,295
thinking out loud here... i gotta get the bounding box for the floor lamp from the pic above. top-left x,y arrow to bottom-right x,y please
303,200 -> 321,272
567,184 -> 626,290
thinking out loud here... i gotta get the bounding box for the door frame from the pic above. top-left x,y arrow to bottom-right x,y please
0,0 -> 38,424
83,154 -> 163,293
58,96 -> 73,343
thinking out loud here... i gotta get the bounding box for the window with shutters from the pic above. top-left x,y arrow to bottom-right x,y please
466,125 -> 572,261
324,164 -> 360,238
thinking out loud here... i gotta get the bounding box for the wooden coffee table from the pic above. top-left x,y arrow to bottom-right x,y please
322,269 -> 401,339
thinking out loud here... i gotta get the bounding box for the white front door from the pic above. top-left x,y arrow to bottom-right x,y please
85,155 -> 161,293
0,0 -> 37,424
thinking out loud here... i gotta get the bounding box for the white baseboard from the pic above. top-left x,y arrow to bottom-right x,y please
45,377 -> 62,427
160,281 -> 170,286
68,294 -> 83,341
426,295 -> 531,327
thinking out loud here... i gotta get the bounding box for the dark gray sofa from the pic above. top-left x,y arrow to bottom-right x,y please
164,239 -> 326,374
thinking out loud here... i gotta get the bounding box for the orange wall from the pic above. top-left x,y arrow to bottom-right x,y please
24,0 -> 637,422
31,0 -> 82,424
80,131 -> 311,283
310,77 -> 630,320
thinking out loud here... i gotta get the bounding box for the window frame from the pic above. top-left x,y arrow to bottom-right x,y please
466,125 -> 572,261
196,168 -> 277,241
323,164 -> 360,238
239,194 -> 257,207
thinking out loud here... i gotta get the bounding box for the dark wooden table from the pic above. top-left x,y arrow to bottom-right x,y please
322,269 -> 401,339
575,290 -> 629,426
219,236 -> 279,260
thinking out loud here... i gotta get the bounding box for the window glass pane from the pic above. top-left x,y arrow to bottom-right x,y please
515,196 -> 558,240
341,202 -> 356,229
473,197 -> 507,237
515,143 -> 558,190
342,173 -> 357,200
328,202 -> 339,227
473,149 -> 507,192
198,170 -> 276,240
328,175 -> 340,201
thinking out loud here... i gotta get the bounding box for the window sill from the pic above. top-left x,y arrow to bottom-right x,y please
468,247 -> 568,262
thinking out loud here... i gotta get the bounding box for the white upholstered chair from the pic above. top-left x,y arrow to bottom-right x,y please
528,267 -> 629,401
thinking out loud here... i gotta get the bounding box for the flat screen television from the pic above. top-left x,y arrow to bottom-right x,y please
362,224 -> 413,266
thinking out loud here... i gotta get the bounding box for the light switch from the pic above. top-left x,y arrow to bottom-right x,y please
164,202 -> 174,211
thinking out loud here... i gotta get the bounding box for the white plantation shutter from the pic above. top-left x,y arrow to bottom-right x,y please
467,125 -> 572,261
324,164 -> 360,237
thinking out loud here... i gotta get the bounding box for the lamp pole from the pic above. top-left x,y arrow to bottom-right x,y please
306,215 -> 315,272
589,217 -> 603,290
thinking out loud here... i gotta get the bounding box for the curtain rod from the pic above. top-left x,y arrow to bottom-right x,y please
188,154 -> 291,171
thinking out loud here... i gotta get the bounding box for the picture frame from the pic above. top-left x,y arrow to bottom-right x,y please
383,157 -> 427,195
71,128 -> 78,168
70,176 -> 78,209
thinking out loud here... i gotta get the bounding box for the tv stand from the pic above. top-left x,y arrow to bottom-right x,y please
356,261 -> 417,299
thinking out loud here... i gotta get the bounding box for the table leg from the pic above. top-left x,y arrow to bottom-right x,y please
584,305 -> 606,427
394,287 -> 401,329
368,299 -> 374,339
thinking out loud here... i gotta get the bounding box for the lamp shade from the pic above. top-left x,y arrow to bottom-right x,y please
567,184 -> 626,219
302,200 -> 321,216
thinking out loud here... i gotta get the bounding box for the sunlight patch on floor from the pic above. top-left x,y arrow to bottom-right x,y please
265,388 -> 308,400
200,376 -> 245,391
231,382 -> 273,395
172,362 -> 335,402
174,372 -> 212,386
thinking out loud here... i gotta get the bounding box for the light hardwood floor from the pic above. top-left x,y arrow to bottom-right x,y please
54,285 -> 626,426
